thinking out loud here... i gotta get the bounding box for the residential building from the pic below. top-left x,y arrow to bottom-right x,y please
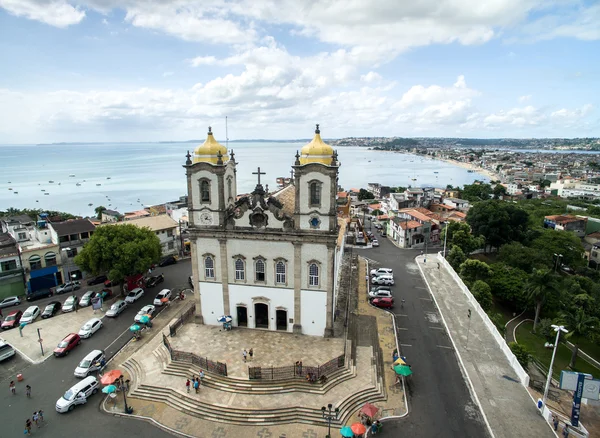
367,183 -> 391,198
114,214 -> 180,256
123,209 -> 151,221
336,191 -> 351,217
443,197 -> 470,212
101,209 -> 123,222
544,215 -> 588,238
0,233 -> 25,299
48,219 -> 96,281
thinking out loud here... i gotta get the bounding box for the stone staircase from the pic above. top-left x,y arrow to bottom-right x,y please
123,341 -> 386,426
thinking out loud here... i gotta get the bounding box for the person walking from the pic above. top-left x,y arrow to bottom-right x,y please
37,409 -> 44,424
249,348 -> 254,361
563,424 -> 569,438
185,378 -> 191,393
193,378 -> 199,394
199,369 -> 205,384
25,418 -> 32,435
553,415 -> 559,431
26,384 -> 31,398
9,381 -> 16,395
33,411 -> 39,427
242,349 -> 247,363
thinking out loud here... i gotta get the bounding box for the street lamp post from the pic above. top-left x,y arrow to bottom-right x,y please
37,328 -> 44,356
542,325 -> 568,411
119,375 -> 131,414
321,403 -> 339,438
553,253 -> 563,273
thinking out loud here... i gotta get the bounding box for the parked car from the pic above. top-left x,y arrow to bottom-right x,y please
146,274 -> 164,288
125,287 -> 144,304
0,340 -> 16,362
370,268 -> 393,277
26,288 -> 53,301
0,296 -> 21,308
104,279 -> 117,287
86,274 -> 107,286
41,301 -> 62,319
371,297 -> 394,309
78,318 -> 103,338
54,333 -> 81,357
153,289 -> 172,306
368,289 -> 393,299
372,275 -> 394,286
381,231 -> 387,237
134,305 -> 156,323
63,296 -> 77,313
371,239 -> 379,247
56,376 -> 99,412
1,310 -> 23,330
20,306 -> 41,324
55,281 -> 81,294
78,291 -> 97,307
158,255 -> 178,267
370,285 -> 392,294
74,350 -> 105,378
106,300 -> 127,317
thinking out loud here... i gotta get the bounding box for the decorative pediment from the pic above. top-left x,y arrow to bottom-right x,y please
225,189 -> 294,229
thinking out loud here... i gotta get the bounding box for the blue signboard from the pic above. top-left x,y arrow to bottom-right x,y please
571,372 -> 586,427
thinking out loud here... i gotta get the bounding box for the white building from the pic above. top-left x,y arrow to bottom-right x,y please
186,125 -> 344,337
114,215 -> 180,256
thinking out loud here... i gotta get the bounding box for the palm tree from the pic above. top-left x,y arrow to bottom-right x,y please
560,307 -> 599,369
525,268 -> 558,333
94,205 -> 107,220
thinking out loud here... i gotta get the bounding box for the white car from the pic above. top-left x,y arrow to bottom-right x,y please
368,289 -> 392,299
78,318 -> 103,338
370,267 -> 393,277
106,300 -> 127,317
20,306 -> 41,324
371,239 -> 379,247
74,350 -> 105,378
372,275 -> 395,286
153,289 -> 172,306
134,305 -> 156,323
79,291 -> 97,307
125,287 -> 144,304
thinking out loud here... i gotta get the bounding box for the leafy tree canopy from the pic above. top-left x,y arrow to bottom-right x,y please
471,280 -> 493,311
441,222 -> 483,254
492,184 -> 507,199
487,263 -> 529,309
0,207 -> 77,221
358,188 -> 375,201
461,183 -> 492,202
74,224 -> 162,284
467,200 -> 529,250
94,206 -> 107,220
530,228 -> 585,269
459,259 -> 492,287
498,242 -> 544,273
446,245 -> 466,271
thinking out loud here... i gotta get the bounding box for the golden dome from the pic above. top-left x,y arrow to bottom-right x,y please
299,124 -> 334,165
193,127 -> 229,164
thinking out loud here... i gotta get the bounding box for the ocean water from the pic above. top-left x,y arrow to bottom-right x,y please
1,142 -> 489,216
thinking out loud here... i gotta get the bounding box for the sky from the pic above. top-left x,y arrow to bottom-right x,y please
0,0 -> 599,143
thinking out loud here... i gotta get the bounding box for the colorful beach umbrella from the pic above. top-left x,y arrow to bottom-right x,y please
129,324 -> 141,332
393,364 -> 413,376
138,315 -> 150,324
217,315 -> 232,323
100,370 -> 122,385
393,357 -> 407,366
102,385 -> 117,394
351,423 -> 367,435
340,426 -> 354,437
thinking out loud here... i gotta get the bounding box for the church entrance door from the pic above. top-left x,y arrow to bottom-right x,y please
276,310 -> 287,331
254,303 -> 269,329
237,306 -> 247,327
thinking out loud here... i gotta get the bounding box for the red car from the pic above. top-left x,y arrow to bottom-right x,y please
1,310 -> 23,329
371,297 -> 394,309
53,333 -> 81,357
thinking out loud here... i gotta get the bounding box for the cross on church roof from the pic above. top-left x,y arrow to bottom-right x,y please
253,167 -> 266,185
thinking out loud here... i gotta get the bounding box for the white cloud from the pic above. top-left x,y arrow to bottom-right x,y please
483,105 -> 545,128
360,72 -> 382,83
394,75 -> 479,109
0,0 -> 85,27
188,56 -> 218,67
518,95 -> 531,102
162,71 -> 174,77
101,18 -> 108,25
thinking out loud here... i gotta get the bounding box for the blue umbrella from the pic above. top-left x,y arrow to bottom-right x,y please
217,315 -> 232,323
129,324 -> 141,332
102,385 -> 117,394
340,426 -> 354,437
139,315 -> 150,324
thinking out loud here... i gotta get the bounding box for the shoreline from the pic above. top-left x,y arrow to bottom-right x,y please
436,158 -> 500,182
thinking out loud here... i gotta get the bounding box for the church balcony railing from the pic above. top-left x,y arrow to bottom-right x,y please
248,354 -> 345,381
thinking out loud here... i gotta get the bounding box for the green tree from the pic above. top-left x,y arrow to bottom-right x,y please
446,245 -> 466,271
441,222 -> 483,255
509,342 -> 531,369
492,184 -> 507,199
461,183 -> 492,202
94,205 -> 107,220
525,269 -> 558,333
498,242 -> 543,273
559,308 -> 599,368
459,259 -> 492,287
530,228 -> 585,269
467,200 -> 529,251
358,188 -> 375,201
74,224 -> 162,294
488,263 -> 529,309
471,280 -> 493,311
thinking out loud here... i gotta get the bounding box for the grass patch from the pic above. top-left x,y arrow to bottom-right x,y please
516,321 -> 600,379
570,336 -> 600,365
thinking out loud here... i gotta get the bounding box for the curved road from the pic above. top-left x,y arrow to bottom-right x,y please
357,237 -> 489,437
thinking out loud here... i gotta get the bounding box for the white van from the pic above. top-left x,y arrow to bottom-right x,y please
74,350 -> 105,378
0,341 -> 16,362
56,376 -> 99,413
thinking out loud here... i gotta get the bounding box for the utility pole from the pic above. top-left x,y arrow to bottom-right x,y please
542,325 -> 568,411
37,328 -> 44,356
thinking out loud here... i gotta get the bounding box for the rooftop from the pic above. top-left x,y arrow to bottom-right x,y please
2,214 -> 34,225
50,218 -> 96,236
0,232 -> 19,258
115,214 -> 178,231
272,184 -> 295,217
545,214 -> 586,224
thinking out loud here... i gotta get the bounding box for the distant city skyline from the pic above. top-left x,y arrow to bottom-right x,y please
0,0 -> 598,143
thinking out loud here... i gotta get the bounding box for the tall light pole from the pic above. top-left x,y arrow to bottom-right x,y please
119,375 -> 131,414
542,325 -> 568,411
553,253 -> 563,273
321,403 -> 339,438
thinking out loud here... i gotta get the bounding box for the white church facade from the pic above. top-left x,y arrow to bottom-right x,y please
185,125 -> 345,337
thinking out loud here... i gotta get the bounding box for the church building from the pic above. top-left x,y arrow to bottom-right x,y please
184,125 -> 345,337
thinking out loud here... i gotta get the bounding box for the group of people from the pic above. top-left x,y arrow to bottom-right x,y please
305,373 -> 328,384
24,410 -> 44,434
185,370 -> 205,394
242,348 -> 254,362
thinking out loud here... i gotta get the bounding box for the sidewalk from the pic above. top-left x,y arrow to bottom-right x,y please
418,254 -> 555,438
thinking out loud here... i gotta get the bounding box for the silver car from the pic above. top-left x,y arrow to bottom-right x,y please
106,300 -> 127,317
0,296 -> 21,309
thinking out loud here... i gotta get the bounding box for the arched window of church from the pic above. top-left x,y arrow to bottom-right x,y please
309,182 -> 321,207
205,256 -> 215,279
309,263 -> 319,286
255,259 -> 265,282
235,258 -> 245,280
200,180 -> 210,203
275,262 -> 286,284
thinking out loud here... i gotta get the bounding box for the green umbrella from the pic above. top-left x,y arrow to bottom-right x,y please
393,364 -> 412,376
139,315 -> 150,324
129,324 -> 141,332
102,385 -> 117,394
340,426 -> 354,437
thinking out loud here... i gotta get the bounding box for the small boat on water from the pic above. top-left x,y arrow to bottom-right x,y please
467,170 -> 474,173
76,183 -> 81,186
88,203 -> 93,206
8,188 -> 12,190
107,177 -> 111,180
14,191 -> 18,194
49,180 -> 54,183
96,183 -> 102,186
69,174 -> 75,177
44,193 -> 49,195
41,189 -> 45,192
434,171 -> 439,174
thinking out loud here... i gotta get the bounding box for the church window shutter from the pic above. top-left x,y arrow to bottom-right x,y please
200,180 -> 211,203
235,258 -> 245,280
309,182 -> 321,207
275,261 -> 286,284
255,259 -> 265,282
309,263 -> 319,286
204,256 -> 215,279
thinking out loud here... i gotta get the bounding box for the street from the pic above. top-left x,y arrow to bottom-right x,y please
0,260 -> 192,438
356,235 -> 489,437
